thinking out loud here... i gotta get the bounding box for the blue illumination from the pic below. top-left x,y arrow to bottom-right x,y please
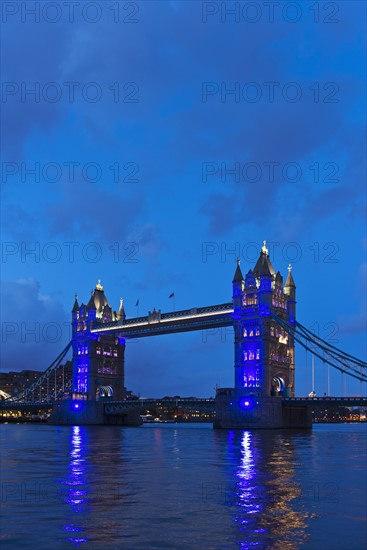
239,397 -> 256,410
72,402 -> 81,411
62,426 -> 89,545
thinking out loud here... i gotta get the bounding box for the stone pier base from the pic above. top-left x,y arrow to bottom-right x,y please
214,389 -> 311,429
282,402 -> 312,429
49,399 -> 142,426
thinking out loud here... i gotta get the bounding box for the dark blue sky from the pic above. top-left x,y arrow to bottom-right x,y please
1,0 -> 366,397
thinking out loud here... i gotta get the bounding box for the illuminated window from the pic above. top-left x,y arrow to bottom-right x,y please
256,349 -> 260,360
255,369 -> 260,386
243,328 -> 247,337
249,351 -> 254,360
243,351 -> 248,361
256,326 -> 260,336
247,295 -> 258,306
249,329 -> 254,337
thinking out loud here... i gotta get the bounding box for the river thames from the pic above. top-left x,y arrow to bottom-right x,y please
0,423 -> 366,550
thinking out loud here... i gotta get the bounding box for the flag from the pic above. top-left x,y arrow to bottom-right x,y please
169,292 -> 174,298
135,299 -> 139,306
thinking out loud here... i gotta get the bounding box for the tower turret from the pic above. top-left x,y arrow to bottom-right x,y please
117,298 -> 126,321
71,294 -> 80,345
72,294 -> 79,312
284,264 -> 296,324
232,258 -> 244,310
284,264 -> 296,296
256,241 -> 273,316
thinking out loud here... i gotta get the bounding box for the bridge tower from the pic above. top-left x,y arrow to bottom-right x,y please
71,281 -> 126,402
50,281 -> 141,425
233,241 -> 296,398
215,241 -> 302,429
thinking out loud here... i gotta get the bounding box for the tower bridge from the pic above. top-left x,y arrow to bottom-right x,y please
66,241 -> 298,411
2,241 -> 366,428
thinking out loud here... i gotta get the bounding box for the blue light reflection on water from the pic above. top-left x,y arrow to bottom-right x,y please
0,423 -> 366,549
224,429 -> 312,549
225,430 -> 266,549
62,426 -> 89,546
235,431 -> 265,548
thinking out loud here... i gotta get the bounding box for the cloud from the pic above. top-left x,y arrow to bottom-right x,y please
0,279 -> 70,373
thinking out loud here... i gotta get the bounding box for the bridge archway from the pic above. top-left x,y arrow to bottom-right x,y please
96,386 -> 114,400
271,376 -> 286,396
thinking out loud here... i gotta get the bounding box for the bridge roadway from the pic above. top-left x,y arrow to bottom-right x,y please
104,398 -> 216,415
283,397 -> 367,406
105,396 -> 367,415
2,396 -> 366,414
91,303 -> 234,338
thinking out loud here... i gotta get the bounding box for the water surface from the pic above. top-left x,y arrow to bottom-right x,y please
0,423 -> 366,549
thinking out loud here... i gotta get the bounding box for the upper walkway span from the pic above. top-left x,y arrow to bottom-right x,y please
91,302 -> 234,338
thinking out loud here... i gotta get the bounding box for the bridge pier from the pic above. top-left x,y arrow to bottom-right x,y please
214,389 -> 312,429
48,399 -> 142,426
214,390 -> 283,429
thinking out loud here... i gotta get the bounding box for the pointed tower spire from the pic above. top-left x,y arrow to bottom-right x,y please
232,258 -> 244,309
284,264 -> 296,323
253,240 -> 275,278
285,264 -> 296,288
72,293 -> 79,312
117,297 -> 126,321
262,240 -> 268,255
96,279 -> 103,291
232,257 -> 244,283
87,289 -> 96,309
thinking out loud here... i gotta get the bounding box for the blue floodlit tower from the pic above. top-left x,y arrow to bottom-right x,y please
232,241 -> 296,398
215,241 -> 302,429
71,281 -> 126,401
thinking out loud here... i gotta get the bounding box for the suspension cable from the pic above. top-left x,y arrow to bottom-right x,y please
271,313 -> 367,382
5,341 -> 72,402
296,322 -> 367,368
272,313 -> 366,371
